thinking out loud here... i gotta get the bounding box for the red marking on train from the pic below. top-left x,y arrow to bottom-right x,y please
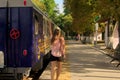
23,50 -> 27,56
24,0 -> 27,6
10,29 -> 20,39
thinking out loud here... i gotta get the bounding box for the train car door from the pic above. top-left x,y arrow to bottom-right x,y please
7,7 -> 33,67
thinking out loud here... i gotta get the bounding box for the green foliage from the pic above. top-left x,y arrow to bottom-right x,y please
63,14 -> 73,31
90,0 -> 120,20
64,0 -> 94,34
32,0 -> 120,36
64,0 -> 120,35
54,14 -> 64,28
32,0 -> 59,22
42,0 -> 58,20
32,0 -> 73,37
31,0 -> 46,11
65,0 -> 92,33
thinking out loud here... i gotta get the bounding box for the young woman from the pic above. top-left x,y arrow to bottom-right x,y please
50,29 -> 66,80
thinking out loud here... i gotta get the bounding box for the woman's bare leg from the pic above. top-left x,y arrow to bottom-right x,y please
51,61 -> 56,80
56,61 -> 62,80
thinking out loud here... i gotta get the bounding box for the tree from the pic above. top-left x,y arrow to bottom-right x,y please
63,14 -> 73,35
91,0 -> 120,50
64,0 -> 94,34
42,0 -> 58,21
32,0 -> 73,37
92,0 -> 120,20
31,0 -> 46,11
32,0 -> 59,22
64,0 -> 120,34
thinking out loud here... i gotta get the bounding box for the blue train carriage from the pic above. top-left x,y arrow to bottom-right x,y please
0,0 -> 51,79
32,0 -> 52,56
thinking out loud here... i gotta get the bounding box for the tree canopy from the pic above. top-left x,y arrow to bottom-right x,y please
64,0 -> 94,34
64,0 -> 120,35
31,0 -> 46,11
42,0 -> 58,20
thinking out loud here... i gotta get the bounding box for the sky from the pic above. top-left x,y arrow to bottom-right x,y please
54,0 -> 64,13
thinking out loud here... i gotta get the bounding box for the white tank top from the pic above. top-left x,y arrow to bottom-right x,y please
51,39 -> 62,57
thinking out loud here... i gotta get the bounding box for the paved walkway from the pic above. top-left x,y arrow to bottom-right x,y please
39,40 -> 120,80
67,40 -> 120,80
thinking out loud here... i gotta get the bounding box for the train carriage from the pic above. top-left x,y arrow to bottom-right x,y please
0,0 -> 54,79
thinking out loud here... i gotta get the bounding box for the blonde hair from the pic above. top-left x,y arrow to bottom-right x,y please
51,29 -> 60,44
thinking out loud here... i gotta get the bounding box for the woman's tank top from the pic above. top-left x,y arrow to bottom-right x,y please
51,39 -> 62,57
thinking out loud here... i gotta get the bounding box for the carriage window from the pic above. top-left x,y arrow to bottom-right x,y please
43,19 -> 47,35
43,19 -> 45,35
47,21 -> 50,36
34,15 -> 39,35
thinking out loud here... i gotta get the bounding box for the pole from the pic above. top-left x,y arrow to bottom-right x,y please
95,29 -> 97,46
95,23 -> 98,47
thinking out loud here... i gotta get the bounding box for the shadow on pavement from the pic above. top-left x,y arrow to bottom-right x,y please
66,40 -> 120,73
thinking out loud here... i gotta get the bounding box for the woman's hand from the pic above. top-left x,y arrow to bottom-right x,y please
63,55 -> 66,59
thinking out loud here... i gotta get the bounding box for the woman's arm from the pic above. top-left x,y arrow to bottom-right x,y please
60,37 -> 66,58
